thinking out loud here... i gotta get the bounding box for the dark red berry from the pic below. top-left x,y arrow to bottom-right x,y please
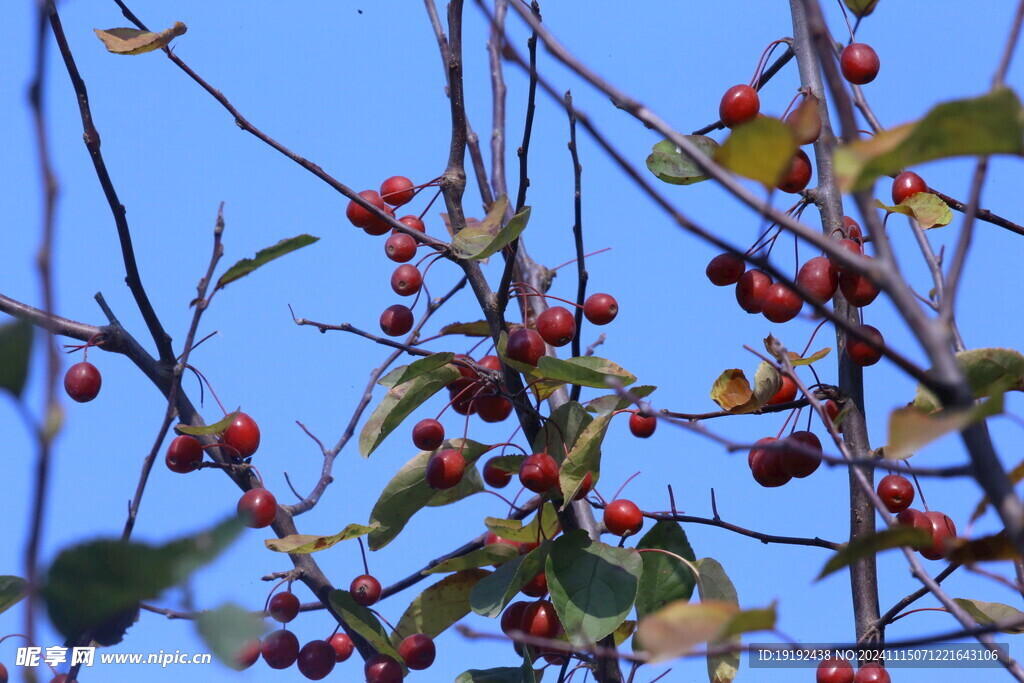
839,262 -> 881,307
536,306 -> 577,347
478,355 -> 502,372
520,571 -> 548,598
766,374 -> 797,406
483,457 -> 513,488
628,412 -> 657,438
379,304 -> 414,337
779,430 -> 822,478
843,216 -> 863,241
777,149 -> 812,193
346,190 -> 386,228
398,633 -> 436,670
501,601 -> 529,635
426,448 -> 466,489
921,511 -> 956,561
234,638 -> 261,670
507,328 -> 546,366
583,293 -> 618,325
364,653 -> 403,683
413,418 -> 445,451
706,253 -> 746,286
238,488 -> 277,528
380,175 -> 416,207
830,238 -> 864,274
719,84 -> 760,128
329,633 -> 354,662
573,471 -> 595,501
384,232 -> 417,263
261,629 -> 300,670
854,662 -> 891,683
735,270 -> 772,314
892,171 -> 927,204
761,282 -> 803,323
825,400 -> 841,429
797,256 -> 839,304
604,499 -> 643,536
223,412 -> 261,458
476,392 -> 514,423
521,599 -> 562,639
877,474 -> 915,513
297,639 -> 336,680
64,361 -> 102,403
448,380 -> 478,416
897,508 -> 932,539
748,437 -> 791,487
840,43 -> 880,85
817,657 -> 854,683
397,215 -> 425,233
268,591 -> 300,623
350,574 -> 382,607
391,264 -> 423,296
165,435 -> 203,473
846,324 -> 884,367
519,452 -> 559,493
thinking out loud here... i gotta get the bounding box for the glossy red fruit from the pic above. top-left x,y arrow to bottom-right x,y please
520,571 -> 548,598
476,391 -> 514,423
364,653 -> 403,683
877,474 -> 915,513
521,599 -> 562,639
816,657 -> 854,683
780,430 -> 822,478
830,238 -> 864,274
64,361 -> 102,403
412,419 -> 444,451
0,663 -> 6,683
519,452 -> 559,493
391,264 -> 423,296
777,149 -> 812,193
234,638 -> 261,670
797,256 -> 840,304
448,380 -> 478,416
297,639 -> 336,680
766,374 -> 797,406
380,175 -> 415,207
735,270 -> 772,314
346,189 -> 386,228
268,591 -> 300,623
846,324 -> 884,367
719,84 -> 760,128
706,253 -> 746,286
483,457 -> 513,488
329,633 -> 354,662
897,508 -> 938,557
485,532 -> 538,557
224,412 -> 261,458
748,437 -> 791,487
397,215 -> 426,233
478,354 -> 502,372
573,471 -> 595,501
379,304 -> 414,337
350,574 -> 382,607
604,499 -> 643,536
825,399 -> 842,429
238,488 -> 278,528
839,259 -> 881,307
843,216 -> 863,241
748,436 -> 778,467
536,306 -> 577,347
501,601 -> 530,635
261,629 -> 300,670
628,412 -> 657,438
507,328 -> 546,366
384,232 -> 417,263
840,43 -> 880,85
364,205 -> 395,236
921,511 -> 957,560
892,171 -> 927,204
450,353 -> 477,380
426,448 -> 466,489
583,293 -> 618,325
854,662 -> 891,683
165,435 -> 203,473
398,633 -> 436,670
761,282 -> 803,323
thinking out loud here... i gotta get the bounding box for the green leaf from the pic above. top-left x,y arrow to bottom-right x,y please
175,411 -> 239,437
455,666 -> 543,683
636,522 -> 697,619
392,569 -> 490,643
94,22 -> 187,55
378,353 -> 456,388
558,411 -> 612,505
646,136 -> 720,185
368,440 -> 488,550
439,320 -> 497,337
264,523 -> 378,554
835,88 -> 1024,192
953,599 -> 1024,633
873,194 -> 952,229
584,385 -> 657,415
195,603 -> 267,671
885,395 -> 1003,460
481,454 -> 524,475
546,530 -> 642,646
328,590 -> 403,661
714,117 -> 797,187
43,516 -> 244,640
535,355 -> 637,390
843,0 -> 880,17
0,319 -> 33,398
709,362 -> 780,414
423,544 -> 519,574
359,363 -> 462,457
817,527 -> 934,580
914,348 -> 1024,413
0,576 -> 27,615
470,544 -> 549,618
215,235 -> 319,291
636,600 -> 738,664
531,401 -> 593,462
695,558 -> 740,683
451,198 -> 531,260
485,503 -> 560,544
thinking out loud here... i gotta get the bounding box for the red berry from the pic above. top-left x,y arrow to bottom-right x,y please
0,664 -> 6,683
476,392 -> 514,423
507,328 -> 546,366
478,355 -> 502,372
426,448 -> 466,489
483,457 -> 513,488
261,629 -> 299,670
165,435 -> 203,473
797,256 -> 839,304
398,633 -> 436,670
413,418 -> 445,451
777,149 -> 812,193
748,437 -> 791,487
520,571 -> 548,598
761,282 -> 803,323
604,499 -> 643,536
573,471 -> 595,501
877,474 -> 915,513
583,293 -> 618,325
706,253 -> 746,286
448,380 -> 478,416
892,171 -> 927,204
329,633 -> 354,662
779,430 -> 822,478
397,215 -> 426,233
64,361 -> 102,403
830,239 -> 864,274
238,488 -> 277,528
391,264 -> 423,296
854,662 -> 890,683
816,657 -> 854,683
536,306 -> 577,347
897,508 -> 931,534
846,324 -> 884,367
346,189 -> 386,228
521,599 -> 562,639
380,175 -> 416,207
825,399 -> 842,428
234,638 -> 261,670
921,511 -> 956,560
519,452 -> 559,493
766,374 -> 797,406
719,84 -> 760,128
364,653 -> 403,683
384,232 -> 417,263
379,304 -> 414,337
268,591 -> 300,623
223,412 -> 261,458
735,270 -> 772,314
839,259 -> 881,307
297,639 -> 336,680
840,43 -> 880,85
350,574 -> 382,607
628,412 -> 657,438
501,601 -> 529,635
485,532 -> 535,562
843,216 -> 863,241
364,205 -> 395,236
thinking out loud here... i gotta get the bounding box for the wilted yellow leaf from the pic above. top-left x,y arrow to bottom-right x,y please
94,22 -> 187,55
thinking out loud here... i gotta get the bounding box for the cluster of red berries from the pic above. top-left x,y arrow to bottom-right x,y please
506,292 -> 619,367
879,473 -> 957,561
817,657 -> 891,683
499,598 -> 570,664
747,430 -> 823,488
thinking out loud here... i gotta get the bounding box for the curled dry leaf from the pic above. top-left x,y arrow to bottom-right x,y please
94,22 -> 187,55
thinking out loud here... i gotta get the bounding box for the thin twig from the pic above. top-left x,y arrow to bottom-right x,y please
565,91 -> 586,402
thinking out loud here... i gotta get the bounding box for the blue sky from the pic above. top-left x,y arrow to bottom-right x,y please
1,1 -> 1023,681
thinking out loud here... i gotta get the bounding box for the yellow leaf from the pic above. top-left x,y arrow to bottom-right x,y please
94,22 -> 187,55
